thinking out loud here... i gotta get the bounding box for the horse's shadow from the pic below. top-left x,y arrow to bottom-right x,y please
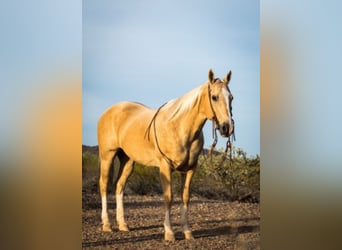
82,231 -> 164,248
193,223 -> 259,239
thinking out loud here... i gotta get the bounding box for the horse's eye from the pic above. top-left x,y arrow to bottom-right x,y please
212,95 -> 218,101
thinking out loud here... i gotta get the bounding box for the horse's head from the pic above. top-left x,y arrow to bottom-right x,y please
207,69 -> 234,137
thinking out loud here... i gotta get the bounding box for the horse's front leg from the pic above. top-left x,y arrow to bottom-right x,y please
159,163 -> 175,241
181,169 -> 195,240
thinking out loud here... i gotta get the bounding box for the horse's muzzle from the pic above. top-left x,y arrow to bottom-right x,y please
219,122 -> 234,137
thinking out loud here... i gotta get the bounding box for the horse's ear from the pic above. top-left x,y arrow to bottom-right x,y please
208,69 -> 214,83
224,71 -> 232,84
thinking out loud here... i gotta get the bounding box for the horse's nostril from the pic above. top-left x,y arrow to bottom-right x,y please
222,123 -> 228,134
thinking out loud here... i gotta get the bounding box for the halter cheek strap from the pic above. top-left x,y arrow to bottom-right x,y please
207,83 -> 219,125
208,83 -> 219,158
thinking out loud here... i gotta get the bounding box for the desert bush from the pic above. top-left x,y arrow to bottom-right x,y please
127,164 -> 184,196
195,147 -> 260,202
82,147 -> 260,202
126,164 -> 161,195
82,152 -> 98,175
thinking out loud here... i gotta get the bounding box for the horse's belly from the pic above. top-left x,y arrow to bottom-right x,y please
119,134 -> 160,166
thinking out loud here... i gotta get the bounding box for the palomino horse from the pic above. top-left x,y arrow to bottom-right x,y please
98,69 -> 234,241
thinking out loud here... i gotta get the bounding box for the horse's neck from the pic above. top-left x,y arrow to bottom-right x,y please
161,85 -> 208,142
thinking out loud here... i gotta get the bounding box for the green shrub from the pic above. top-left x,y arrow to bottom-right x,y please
82,147 -> 260,202
195,147 -> 260,202
126,164 -> 161,195
82,152 -> 98,175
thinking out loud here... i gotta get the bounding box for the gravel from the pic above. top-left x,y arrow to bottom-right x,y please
82,193 -> 260,249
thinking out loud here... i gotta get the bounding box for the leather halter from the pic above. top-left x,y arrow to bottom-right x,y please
207,81 -> 236,166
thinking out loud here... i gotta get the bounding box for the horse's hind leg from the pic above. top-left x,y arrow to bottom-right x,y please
99,150 -> 116,232
116,152 -> 134,231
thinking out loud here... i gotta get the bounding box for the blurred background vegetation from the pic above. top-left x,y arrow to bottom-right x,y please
82,145 -> 259,203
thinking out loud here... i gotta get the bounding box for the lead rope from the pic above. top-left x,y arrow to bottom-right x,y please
210,115 -> 236,167
209,120 -> 218,161
144,102 -> 177,169
144,102 -> 167,141
221,119 -> 235,167
220,133 -> 232,167
200,121 -> 235,169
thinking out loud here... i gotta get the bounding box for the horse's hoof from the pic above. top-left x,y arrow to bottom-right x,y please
118,224 -> 130,232
164,232 -> 175,241
184,231 -> 194,240
102,224 -> 112,232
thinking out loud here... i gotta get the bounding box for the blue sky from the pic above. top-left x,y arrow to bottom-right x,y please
83,0 -> 259,156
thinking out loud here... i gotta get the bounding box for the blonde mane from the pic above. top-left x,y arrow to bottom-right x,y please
163,84 -> 205,121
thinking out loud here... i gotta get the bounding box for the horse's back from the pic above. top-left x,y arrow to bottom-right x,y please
97,102 -> 154,156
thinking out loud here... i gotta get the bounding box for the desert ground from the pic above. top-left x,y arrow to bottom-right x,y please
82,192 -> 259,249
82,145 -> 260,249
